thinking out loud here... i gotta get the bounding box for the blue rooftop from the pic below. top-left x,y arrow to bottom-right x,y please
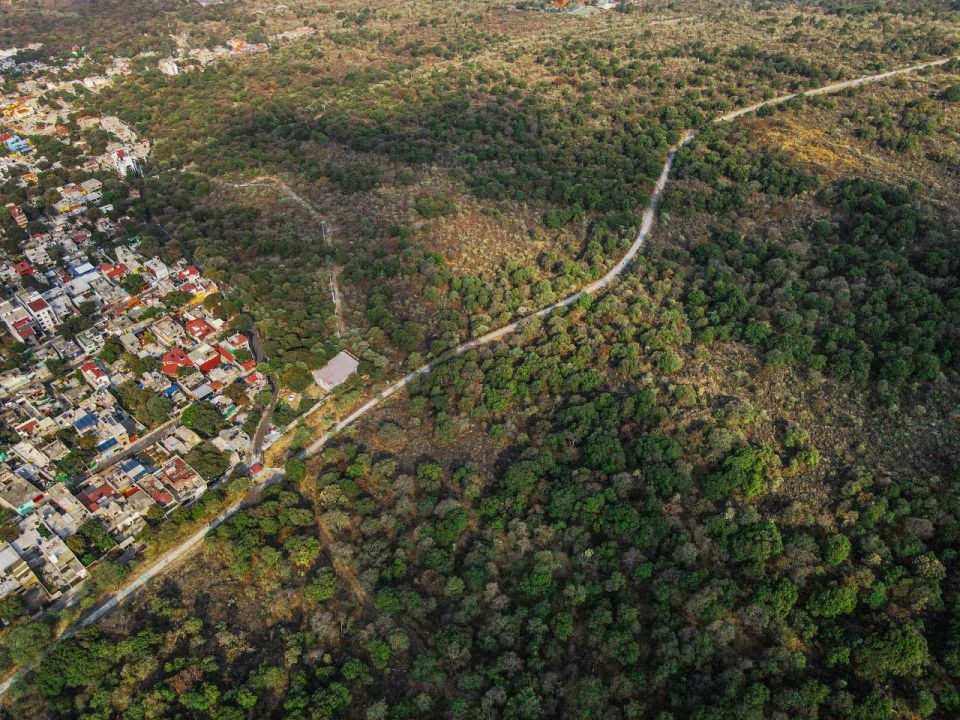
120,459 -> 148,479
72,413 -> 98,431
97,437 -> 119,452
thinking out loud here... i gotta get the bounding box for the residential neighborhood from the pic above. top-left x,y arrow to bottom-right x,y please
0,47 -> 295,612
0,39 -> 362,615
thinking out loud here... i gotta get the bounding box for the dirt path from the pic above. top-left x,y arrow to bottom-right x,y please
297,476 -> 368,605
231,176 -> 346,337
250,326 -> 280,462
300,54 -> 959,460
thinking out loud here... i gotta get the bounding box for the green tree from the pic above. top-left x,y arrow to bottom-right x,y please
825,533 -> 851,566
391,321 -> 425,353
281,365 -> 313,393
854,624 -> 929,679
305,569 -> 337,603
704,445 -> 781,500
285,457 -> 306,483
4,621 -> 51,666
186,441 -> 230,481
182,402 -> 224,439
810,584 -> 857,618
0,595 -> 25,623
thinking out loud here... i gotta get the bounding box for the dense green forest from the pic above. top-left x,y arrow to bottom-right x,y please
659,124 -> 959,395
76,0 -> 959,391
9,235 -> 959,717
9,92 -> 960,718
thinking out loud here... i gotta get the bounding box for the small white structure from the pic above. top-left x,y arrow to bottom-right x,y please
143,256 -> 170,281
158,58 -> 182,76
312,351 -> 359,391
0,544 -> 38,598
22,294 -> 60,334
113,149 -> 140,178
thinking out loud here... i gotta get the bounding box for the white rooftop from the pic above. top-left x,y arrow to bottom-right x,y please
312,351 -> 359,391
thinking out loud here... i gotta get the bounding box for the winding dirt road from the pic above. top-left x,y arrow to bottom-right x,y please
302,54 -> 958,459
1,54 -> 956,700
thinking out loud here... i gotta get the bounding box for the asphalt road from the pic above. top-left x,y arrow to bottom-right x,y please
82,411 -> 182,479
1,54 -> 956,700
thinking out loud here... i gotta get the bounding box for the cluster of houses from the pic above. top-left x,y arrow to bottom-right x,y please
0,38 -> 364,611
0,244 -> 226,383
156,27 -> 315,76
520,0 -> 622,12
0,442 -> 213,601
1,51 -> 148,184
0,247 -> 274,605
0,53 -> 271,609
157,39 -> 266,76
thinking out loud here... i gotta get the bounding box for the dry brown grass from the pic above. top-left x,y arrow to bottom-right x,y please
751,70 -> 960,205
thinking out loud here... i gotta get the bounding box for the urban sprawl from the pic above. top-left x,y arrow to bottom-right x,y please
0,37 -> 354,613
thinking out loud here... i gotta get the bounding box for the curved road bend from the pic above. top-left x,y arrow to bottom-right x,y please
1,55 -> 956,700
303,54 -> 958,458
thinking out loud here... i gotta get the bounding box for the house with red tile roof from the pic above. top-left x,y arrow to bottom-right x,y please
188,343 -> 221,374
100,263 -> 129,280
157,456 -> 207,503
213,334 -> 255,371
1,298 -> 38,341
12,317 -> 35,339
224,333 -> 249,354
6,204 -> 27,229
184,317 -> 215,341
161,347 -> 194,376
77,483 -> 116,513
16,419 -> 39,438
136,474 -> 176,510
80,361 -> 110,389
177,265 -> 200,281
23,295 -> 58,335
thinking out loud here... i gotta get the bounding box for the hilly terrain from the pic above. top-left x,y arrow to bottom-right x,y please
0,1 -> 959,719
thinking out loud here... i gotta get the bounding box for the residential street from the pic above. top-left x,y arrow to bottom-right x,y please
249,326 -> 279,462
81,410 -> 183,479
